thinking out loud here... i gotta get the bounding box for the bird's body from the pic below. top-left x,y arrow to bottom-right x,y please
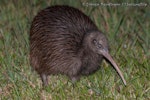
30,5 -> 126,86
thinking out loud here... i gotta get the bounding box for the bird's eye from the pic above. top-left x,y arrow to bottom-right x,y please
93,39 -> 102,49
97,43 -> 102,48
93,39 -> 97,45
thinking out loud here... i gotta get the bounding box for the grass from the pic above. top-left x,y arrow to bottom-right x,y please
0,0 -> 150,99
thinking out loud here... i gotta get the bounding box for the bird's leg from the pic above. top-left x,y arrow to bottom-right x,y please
68,58 -> 82,83
40,74 -> 48,86
70,75 -> 81,83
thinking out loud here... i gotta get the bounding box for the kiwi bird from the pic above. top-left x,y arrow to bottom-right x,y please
30,5 -> 126,86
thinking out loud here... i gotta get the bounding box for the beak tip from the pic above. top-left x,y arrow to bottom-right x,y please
123,80 -> 127,86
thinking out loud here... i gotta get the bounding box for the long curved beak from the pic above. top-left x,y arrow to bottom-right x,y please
101,50 -> 126,85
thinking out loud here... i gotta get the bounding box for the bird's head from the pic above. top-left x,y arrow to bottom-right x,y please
83,31 -> 126,85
